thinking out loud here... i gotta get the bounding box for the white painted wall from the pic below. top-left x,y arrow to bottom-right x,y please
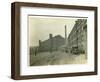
0,0 -> 100,82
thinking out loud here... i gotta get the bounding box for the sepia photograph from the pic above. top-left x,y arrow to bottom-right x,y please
11,2 -> 97,79
29,15 -> 87,66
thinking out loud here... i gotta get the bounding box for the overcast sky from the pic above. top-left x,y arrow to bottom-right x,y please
29,16 -> 77,46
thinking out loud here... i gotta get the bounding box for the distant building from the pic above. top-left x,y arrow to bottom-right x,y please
39,34 -> 65,52
30,25 -> 69,55
68,19 -> 87,54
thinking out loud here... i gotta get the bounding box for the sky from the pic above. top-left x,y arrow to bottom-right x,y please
28,16 -> 77,46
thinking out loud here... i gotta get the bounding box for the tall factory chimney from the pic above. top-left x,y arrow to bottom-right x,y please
39,40 -> 42,52
49,34 -> 53,53
65,25 -> 67,45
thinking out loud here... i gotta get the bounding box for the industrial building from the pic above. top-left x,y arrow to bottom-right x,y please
30,34 -> 66,55
38,34 -> 65,52
68,19 -> 87,54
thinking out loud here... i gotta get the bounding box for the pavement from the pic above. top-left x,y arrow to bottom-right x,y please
30,51 -> 87,66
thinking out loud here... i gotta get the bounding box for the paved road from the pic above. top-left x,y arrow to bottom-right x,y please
30,51 -> 87,66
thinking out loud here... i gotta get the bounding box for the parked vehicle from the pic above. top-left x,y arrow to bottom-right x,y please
71,47 -> 79,55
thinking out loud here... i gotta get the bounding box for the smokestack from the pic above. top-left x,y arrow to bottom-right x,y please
49,34 -> 53,53
39,40 -> 41,47
39,40 -> 42,52
65,25 -> 67,45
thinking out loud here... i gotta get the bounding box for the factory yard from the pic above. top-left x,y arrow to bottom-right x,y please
30,51 -> 87,66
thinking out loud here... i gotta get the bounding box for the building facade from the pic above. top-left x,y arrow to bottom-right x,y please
68,19 -> 87,54
30,34 -> 65,55
39,34 -> 65,52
